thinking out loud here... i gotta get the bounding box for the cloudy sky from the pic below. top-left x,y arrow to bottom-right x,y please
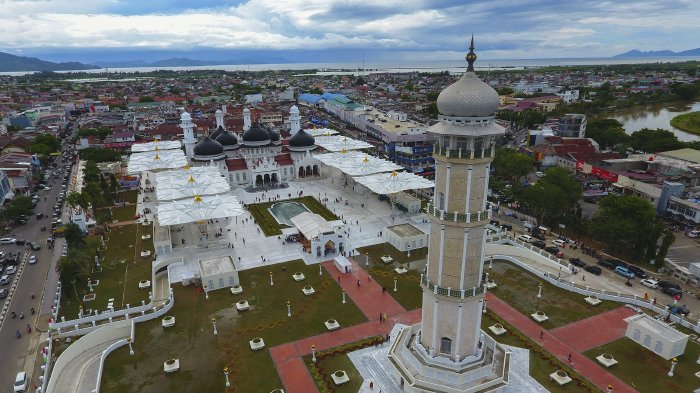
1,0 -> 699,62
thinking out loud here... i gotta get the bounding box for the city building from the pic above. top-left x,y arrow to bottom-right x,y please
557,114 -> 587,138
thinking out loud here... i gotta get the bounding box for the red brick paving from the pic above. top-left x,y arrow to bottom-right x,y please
549,307 -> 635,353
486,293 -> 637,393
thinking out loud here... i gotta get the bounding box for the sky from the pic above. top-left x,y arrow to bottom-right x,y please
0,0 -> 699,62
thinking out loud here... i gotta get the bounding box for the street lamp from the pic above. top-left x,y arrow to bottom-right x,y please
342,289 -> 346,304
127,337 -> 134,355
365,252 -> 369,268
211,318 -> 218,336
489,256 -> 493,270
287,300 -> 291,317
269,272 -> 274,286
319,263 -> 323,275
536,282 -> 543,310
393,276 -> 398,292
311,345 -> 316,363
482,299 -> 487,314
224,366 -> 231,387
204,285 -> 209,300
668,357 -> 678,377
407,245 -> 411,258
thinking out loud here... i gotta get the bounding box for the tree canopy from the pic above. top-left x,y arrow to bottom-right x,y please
519,167 -> 582,226
585,119 -> 629,150
628,128 -> 685,153
492,148 -> 534,183
78,147 -> 122,163
1,195 -> 34,221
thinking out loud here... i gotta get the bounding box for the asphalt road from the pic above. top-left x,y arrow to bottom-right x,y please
666,233 -> 700,269
0,152 -> 73,391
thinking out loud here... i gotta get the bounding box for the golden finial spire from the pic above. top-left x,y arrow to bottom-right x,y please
390,171 -> 398,177
153,153 -> 160,161
187,175 -> 195,183
194,194 -> 203,203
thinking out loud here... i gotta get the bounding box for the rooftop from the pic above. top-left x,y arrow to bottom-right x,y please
199,255 -> 237,277
387,223 -> 425,238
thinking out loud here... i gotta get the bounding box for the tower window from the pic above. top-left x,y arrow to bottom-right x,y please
440,337 -> 452,355
439,192 -> 445,210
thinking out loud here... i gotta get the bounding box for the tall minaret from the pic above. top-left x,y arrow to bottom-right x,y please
388,37 -> 510,392
243,108 -> 251,131
289,105 -> 300,136
180,111 -> 195,159
215,109 -> 224,129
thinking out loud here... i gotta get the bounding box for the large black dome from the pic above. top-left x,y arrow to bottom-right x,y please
193,136 -> 224,156
216,130 -> 238,146
267,127 -> 280,142
210,125 -> 225,140
242,123 -> 271,143
289,129 -> 315,147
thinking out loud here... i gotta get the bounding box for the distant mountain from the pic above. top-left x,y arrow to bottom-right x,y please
0,51 -> 97,72
613,48 -> 700,58
94,56 -> 288,68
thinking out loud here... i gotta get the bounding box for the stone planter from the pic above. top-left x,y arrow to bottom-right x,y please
83,293 -> 96,302
249,337 -> 265,350
230,285 -> 243,295
486,280 -> 497,289
488,323 -> 507,336
394,266 -> 408,275
331,370 -> 350,385
531,311 -> 549,323
141,234 -> 151,240
293,272 -> 306,282
325,319 -> 340,331
163,358 -> 180,373
139,280 -> 151,289
596,353 -> 618,367
302,286 -> 315,296
162,316 -> 176,328
585,296 -> 602,306
549,370 -> 572,386
140,250 -> 151,257
236,300 -> 250,311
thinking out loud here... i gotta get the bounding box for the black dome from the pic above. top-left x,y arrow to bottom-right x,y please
289,129 -> 315,147
242,123 -> 271,142
193,136 -> 224,156
215,130 -> 238,146
267,127 -> 280,142
210,125 -> 225,140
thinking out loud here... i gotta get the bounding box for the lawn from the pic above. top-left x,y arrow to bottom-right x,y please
110,204 -> 137,222
248,196 -> 339,236
584,337 -> 700,393
671,111 -> 700,135
488,260 -> 619,329
357,243 -> 427,310
101,260 -> 367,393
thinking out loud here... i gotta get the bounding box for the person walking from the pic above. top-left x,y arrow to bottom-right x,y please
568,353 -> 572,362
540,331 -> 544,340
357,280 -> 361,287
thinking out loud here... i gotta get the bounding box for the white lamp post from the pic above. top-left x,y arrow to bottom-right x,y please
212,318 -> 218,336
668,357 -> 678,377
365,253 -> 369,268
393,276 -> 398,292
407,245 -> 411,258
482,299 -> 487,314
269,272 -> 274,286
489,256 -> 493,270
287,300 -> 291,317
536,282 -> 543,310
319,263 -> 323,275
342,289 -> 346,304
204,285 -> 209,300
127,337 -> 134,355
311,345 -> 316,363
224,366 -> 230,387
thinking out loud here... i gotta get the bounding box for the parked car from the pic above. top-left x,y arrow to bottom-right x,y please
28,256 -> 37,264
5,265 -> 16,275
535,171 -> 545,178
584,265 -> 602,275
29,242 -> 41,251
614,266 -> 635,279
662,287 -> 683,298
0,238 -> 16,244
569,258 -> 586,267
597,259 -> 615,269
640,279 -> 659,289
14,239 -> 25,245
14,371 -> 27,392
0,275 -> 10,285
626,265 -> 648,279
533,232 -> 546,241
500,224 -> 513,231
667,304 -> 690,316
544,246 -> 559,254
0,288 -> 8,298
658,281 -> 682,291
489,219 -> 500,227
552,239 -> 567,247
517,235 -> 533,243
688,230 -> 700,238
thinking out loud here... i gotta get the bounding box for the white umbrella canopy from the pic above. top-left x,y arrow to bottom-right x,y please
156,194 -> 244,226
305,128 -> 338,137
155,166 -> 230,201
314,135 -> 373,152
354,171 -> 435,195
131,140 -> 182,152
315,151 -> 402,176
127,150 -> 187,174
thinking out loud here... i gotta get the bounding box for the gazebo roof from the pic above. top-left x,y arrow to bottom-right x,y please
354,171 -> 435,195
127,150 -> 187,174
313,135 -> 372,152
315,151 -> 402,176
156,194 -> 244,226
154,166 -> 230,201
131,140 -> 182,152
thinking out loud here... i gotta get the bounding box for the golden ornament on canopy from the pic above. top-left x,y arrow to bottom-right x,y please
193,194 -> 203,203
187,175 -> 196,183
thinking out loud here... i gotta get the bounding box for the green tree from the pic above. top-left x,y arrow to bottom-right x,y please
78,147 -> 122,163
492,148 -> 534,183
496,87 -> 514,95
669,82 -> 699,101
139,96 -> 155,102
66,191 -> 91,211
2,196 -> 34,221
585,119 -> 629,150
63,223 -> 86,249
628,128 -> 684,152
519,167 -> 582,226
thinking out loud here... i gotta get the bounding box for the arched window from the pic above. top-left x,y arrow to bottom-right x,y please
440,337 -> 452,355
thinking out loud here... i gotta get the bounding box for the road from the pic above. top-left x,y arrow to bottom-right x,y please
0,148 -> 74,390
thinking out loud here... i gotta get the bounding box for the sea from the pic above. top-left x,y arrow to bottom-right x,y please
2,56 -> 700,77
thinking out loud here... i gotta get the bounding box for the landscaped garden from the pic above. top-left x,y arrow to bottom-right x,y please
357,243 -> 427,310
488,260 -> 619,329
247,196 -> 339,236
584,337 -> 700,393
101,260 -> 367,393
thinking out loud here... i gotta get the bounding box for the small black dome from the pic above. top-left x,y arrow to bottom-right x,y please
193,136 -> 224,156
210,125 -> 225,140
242,123 -> 271,143
215,130 -> 238,146
267,127 -> 280,142
289,129 -> 315,147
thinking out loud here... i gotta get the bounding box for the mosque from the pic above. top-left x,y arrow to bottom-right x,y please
180,105 -> 321,190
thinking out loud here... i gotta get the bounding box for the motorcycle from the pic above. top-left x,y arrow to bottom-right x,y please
30,307 -> 35,315
11,311 -> 16,319
19,312 -> 24,320
16,330 -> 21,339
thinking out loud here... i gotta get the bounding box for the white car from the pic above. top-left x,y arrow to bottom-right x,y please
28,256 -> 37,264
640,279 -> 659,289
14,371 -> 28,392
5,265 -> 17,275
552,239 -> 567,247
517,234 -> 533,243
0,238 -> 16,244
535,171 -> 545,178
0,275 -> 10,285
688,230 -> 700,238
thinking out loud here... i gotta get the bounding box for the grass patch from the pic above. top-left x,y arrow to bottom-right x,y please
357,243 -> 426,311
671,111 -> 700,135
584,337 -> 700,393
308,353 -> 363,393
102,260 -> 367,393
248,196 -> 339,236
110,205 -> 137,222
488,260 -> 619,329
305,336 -> 384,393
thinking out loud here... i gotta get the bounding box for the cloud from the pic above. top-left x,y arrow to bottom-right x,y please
0,0 -> 698,59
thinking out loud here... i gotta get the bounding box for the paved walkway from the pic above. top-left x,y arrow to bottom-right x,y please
549,307 -> 635,353
270,259 -> 419,393
485,293 -> 637,393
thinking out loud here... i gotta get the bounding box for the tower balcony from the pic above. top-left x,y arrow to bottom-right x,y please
420,274 -> 485,299
425,203 -> 492,224
433,145 -> 494,160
